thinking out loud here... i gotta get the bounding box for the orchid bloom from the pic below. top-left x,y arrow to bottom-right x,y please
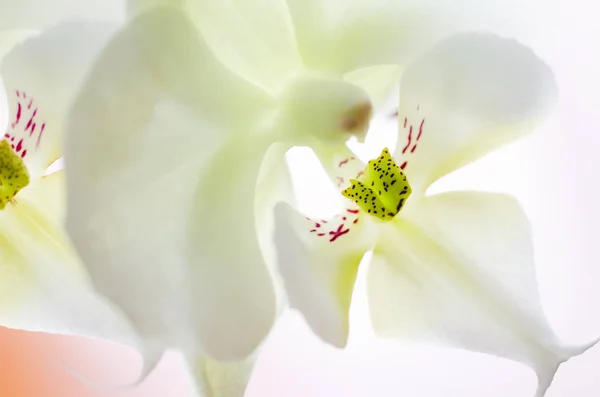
0,18 -> 260,396
60,0 -> 572,395
0,22 -> 146,346
274,33 -> 597,397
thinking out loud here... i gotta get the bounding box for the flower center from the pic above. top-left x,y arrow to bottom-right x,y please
0,140 -> 30,209
341,148 -> 411,221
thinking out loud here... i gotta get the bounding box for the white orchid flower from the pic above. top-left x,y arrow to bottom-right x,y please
0,22 -> 146,347
274,33 -> 597,397
61,0 -> 566,395
0,20 -> 260,397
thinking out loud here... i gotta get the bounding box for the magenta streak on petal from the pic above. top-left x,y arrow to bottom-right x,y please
4,91 -> 47,159
14,102 -> 22,127
306,210 -> 359,243
398,106 -> 425,169
305,163 -> 364,243
24,109 -> 37,132
402,125 -> 412,154
338,156 -> 356,168
36,123 -> 46,148
329,224 -> 350,242
417,119 -> 424,140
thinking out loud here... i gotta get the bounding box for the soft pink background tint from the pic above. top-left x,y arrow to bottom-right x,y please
1,0 -> 599,396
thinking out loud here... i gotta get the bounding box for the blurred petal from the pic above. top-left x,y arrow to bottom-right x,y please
130,0 -> 302,93
188,137 -> 278,360
0,0 -> 125,29
0,30 -> 36,62
393,33 -> 557,194
369,191 -> 597,396
1,22 -> 119,177
255,142 -> 296,312
0,171 -> 140,350
17,170 -> 65,224
286,0 -> 549,74
343,65 -> 402,111
65,8 -> 274,363
188,352 -> 257,397
191,0 -> 302,93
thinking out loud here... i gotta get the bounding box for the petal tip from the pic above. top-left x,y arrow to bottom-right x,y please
534,337 -> 599,397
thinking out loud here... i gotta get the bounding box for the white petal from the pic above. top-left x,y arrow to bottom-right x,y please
187,352 -> 257,397
310,142 -> 366,187
130,0 -> 302,93
255,143 -> 297,313
393,33 -> 558,194
1,22 -> 119,178
273,197 -> 376,347
286,0 -> 544,74
188,137 -> 279,360
65,8 -> 275,362
344,65 -> 402,111
0,0 -> 125,29
0,171 -> 141,350
0,30 -> 36,62
368,191 -> 597,396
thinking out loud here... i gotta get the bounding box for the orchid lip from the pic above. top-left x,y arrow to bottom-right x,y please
341,148 -> 412,221
0,139 -> 30,209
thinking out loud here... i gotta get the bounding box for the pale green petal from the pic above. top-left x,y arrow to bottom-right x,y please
0,0 -> 125,29
343,65 -> 402,111
1,22 -> 119,178
255,142 -> 296,313
188,0 -> 302,93
368,191 -> 597,396
0,30 -> 36,61
65,8 -> 275,363
310,141 -> 366,186
130,0 -> 302,93
393,33 -> 557,194
0,171 -> 141,350
187,352 -> 257,397
273,175 -> 377,347
286,0 -> 552,74
188,137 -> 278,360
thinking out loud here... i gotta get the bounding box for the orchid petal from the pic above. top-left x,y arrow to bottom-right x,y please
188,352 -> 257,397
273,150 -> 376,347
0,0 -> 125,30
255,142 -> 297,312
343,65 -> 402,112
0,30 -> 36,62
0,171 -> 141,351
190,0 -> 302,93
130,0 -> 302,93
187,137 -> 278,360
274,202 -> 375,348
368,191 -> 597,396
65,8 -> 275,363
393,33 -> 557,194
1,22 -> 119,178
285,0 -> 544,74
